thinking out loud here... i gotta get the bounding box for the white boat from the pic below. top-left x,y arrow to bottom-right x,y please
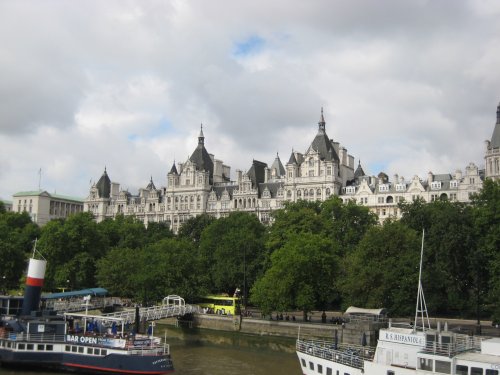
296,231 -> 500,375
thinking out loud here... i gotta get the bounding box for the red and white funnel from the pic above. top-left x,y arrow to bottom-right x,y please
21,257 -> 47,316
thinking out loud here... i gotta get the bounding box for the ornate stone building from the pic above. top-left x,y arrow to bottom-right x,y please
84,104 -> 498,231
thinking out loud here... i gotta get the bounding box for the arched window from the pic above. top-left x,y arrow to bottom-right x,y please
287,190 -> 292,198
304,190 -> 308,197
326,188 -> 331,196
386,196 -> 394,204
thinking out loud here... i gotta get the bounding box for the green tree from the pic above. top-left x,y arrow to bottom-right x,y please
342,220 -> 420,316
0,211 -> 40,290
251,232 -> 339,320
470,179 -> 500,322
38,212 -> 106,290
177,214 -> 215,244
97,215 -> 147,249
399,199 -> 476,316
199,212 -> 266,302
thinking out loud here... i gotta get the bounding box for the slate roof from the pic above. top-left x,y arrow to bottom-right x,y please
96,168 -> 111,198
490,101 -> 500,149
307,108 -> 340,162
189,125 -> 214,183
13,190 -> 84,202
257,182 -> 284,198
270,154 -> 286,177
169,162 -> 178,175
246,160 -> 268,187
354,161 -> 366,179
211,185 -> 238,199
146,177 -> 156,190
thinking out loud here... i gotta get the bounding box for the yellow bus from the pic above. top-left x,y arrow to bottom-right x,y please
197,295 -> 241,316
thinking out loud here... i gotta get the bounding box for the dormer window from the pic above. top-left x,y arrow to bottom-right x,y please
379,184 -> 389,192
431,181 -> 442,190
396,184 -> 406,192
450,181 -> 458,188
345,186 -> 356,194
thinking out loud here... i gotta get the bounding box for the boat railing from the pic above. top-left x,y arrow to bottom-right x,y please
3,332 -> 66,343
420,335 -> 484,357
127,343 -> 170,356
296,338 -> 374,370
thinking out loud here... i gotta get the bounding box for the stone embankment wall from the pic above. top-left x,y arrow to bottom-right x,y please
160,314 -> 386,346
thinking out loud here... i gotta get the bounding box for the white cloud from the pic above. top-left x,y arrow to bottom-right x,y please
0,0 -> 498,200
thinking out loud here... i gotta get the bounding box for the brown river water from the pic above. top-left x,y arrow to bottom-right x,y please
0,325 -> 302,375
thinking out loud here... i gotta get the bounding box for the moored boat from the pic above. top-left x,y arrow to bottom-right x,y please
0,243 -> 174,374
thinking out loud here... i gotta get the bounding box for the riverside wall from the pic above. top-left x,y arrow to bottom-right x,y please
159,314 -> 386,346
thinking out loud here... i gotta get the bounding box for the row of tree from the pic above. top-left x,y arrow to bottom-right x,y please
0,179 -> 498,322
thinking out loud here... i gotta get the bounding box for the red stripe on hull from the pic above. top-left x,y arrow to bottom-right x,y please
26,277 -> 44,287
63,362 -> 174,374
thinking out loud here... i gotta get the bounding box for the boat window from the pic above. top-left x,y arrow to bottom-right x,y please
18,343 -> 25,350
435,360 -> 451,374
387,371 -> 395,375
101,349 -> 107,356
94,349 -> 100,355
65,345 -> 71,351
27,344 -> 34,350
456,365 -> 468,375
309,362 -> 314,370
78,346 -> 84,353
46,345 -> 53,351
37,344 -> 44,351
87,348 -> 93,354
301,359 -> 306,367
471,368 -> 483,375
71,346 -> 77,352
486,370 -> 499,375
326,368 -> 332,375
318,364 -> 323,374
418,358 -> 433,371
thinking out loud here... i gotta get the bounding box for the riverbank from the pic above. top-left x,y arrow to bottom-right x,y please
159,312 -> 385,347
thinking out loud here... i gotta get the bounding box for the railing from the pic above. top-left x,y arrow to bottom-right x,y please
2,332 -> 66,343
296,338 -> 375,370
420,335 -> 484,357
128,344 -> 169,356
102,304 -> 199,324
46,297 -> 124,313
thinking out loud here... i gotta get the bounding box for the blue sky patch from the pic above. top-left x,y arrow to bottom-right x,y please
232,35 -> 265,57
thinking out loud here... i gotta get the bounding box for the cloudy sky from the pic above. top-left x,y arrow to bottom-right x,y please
1,0 -> 499,201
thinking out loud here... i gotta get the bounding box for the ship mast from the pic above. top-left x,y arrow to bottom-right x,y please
414,229 -> 430,332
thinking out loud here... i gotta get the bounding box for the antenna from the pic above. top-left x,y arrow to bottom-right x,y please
414,229 -> 430,331
38,168 -> 42,190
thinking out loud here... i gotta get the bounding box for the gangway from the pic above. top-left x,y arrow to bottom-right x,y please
101,295 -> 199,324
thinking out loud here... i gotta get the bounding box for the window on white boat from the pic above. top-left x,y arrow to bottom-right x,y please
18,344 -> 25,350
37,344 -> 44,351
387,371 -> 395,375
78,347 -> 84,354
326,368 -> 332,375
301,359 -> 306,367
471,368 -> 483,375
486,370 -> 498,375
418,358 -> 433,372
27,344 -> 34,350
309,362 -> 314,370
87,348 -> 93,354
318,364 -> 323,374
65,345 -> 70,351
46,345 -> 53,351
435,360 -> 451,374
71,346 -> 77,353
101,349 -> 107,356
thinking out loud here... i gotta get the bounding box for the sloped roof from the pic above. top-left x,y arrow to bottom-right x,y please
13,190 -> 84,202
258,182 -> 284,198
354,161 -> 366,179
246,160 -> 268,187
96,168 -> 111,198
168,162 -> 178,175
490,101 -> 500,149
146,177 -> 156,190
270,154 -> 286,176
43,288 -> 108,300
211,185 -> 237,199
307,109 -> 340,162
189,126 -> 214,183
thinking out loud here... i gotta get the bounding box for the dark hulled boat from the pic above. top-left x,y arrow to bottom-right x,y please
0,250 -> 174,374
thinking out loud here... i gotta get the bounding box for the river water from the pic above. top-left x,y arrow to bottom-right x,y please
0,326 -> 302,375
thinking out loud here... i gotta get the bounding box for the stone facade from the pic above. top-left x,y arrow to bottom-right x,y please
11,191 -> 84,226
84,105 -> 498,231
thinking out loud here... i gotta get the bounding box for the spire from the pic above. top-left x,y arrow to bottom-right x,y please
198,123 -> 205,145
497,101 -> 500,124
318,107 -> 326,132
169,161 -> 178,175
146,176 -> 156,190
